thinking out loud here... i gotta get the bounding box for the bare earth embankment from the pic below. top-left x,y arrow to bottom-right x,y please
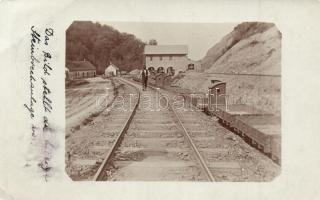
175,22 -> 281,116
65,77 -> 115,138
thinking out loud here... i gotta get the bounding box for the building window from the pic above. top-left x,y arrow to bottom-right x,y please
150,56 -> 153,61
160,56 -> 163,61
188,64 -> 195,70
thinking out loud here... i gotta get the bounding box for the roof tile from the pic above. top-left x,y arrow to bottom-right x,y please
66,61 -> 96,72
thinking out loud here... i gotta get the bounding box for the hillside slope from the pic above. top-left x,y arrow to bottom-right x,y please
175,22 -> 281,115
206,25 -> 281,75
201,22 -> 279,73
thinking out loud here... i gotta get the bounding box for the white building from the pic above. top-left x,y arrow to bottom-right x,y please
105,63 -> 119,76
144,45 -> 200,76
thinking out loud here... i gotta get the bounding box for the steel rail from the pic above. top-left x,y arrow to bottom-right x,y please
148,85 -> 215,182
168,96 -> 216,182
95,77 -> 215,181
93,79 -> 140,181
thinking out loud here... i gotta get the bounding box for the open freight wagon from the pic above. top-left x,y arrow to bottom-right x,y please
213,104 -> 281,163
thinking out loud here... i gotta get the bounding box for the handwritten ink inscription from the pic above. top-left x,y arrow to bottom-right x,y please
24,26 -> 41,119
24,26 -> 55,181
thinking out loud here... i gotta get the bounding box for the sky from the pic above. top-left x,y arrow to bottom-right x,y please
102,22 -> 237,61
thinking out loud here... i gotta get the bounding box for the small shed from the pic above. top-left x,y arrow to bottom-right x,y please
105,63 -> 119,76
120,71 -> 127,75
208,79 -> 227,109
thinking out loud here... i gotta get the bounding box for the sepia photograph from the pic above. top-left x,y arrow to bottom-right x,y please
3,0 -> 320,199
64,21 -> 281,181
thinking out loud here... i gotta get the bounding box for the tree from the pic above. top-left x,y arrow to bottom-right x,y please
148,39 -> 158,45
66,21 -> 145,74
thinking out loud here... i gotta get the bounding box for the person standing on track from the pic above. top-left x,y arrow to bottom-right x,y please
141,67 -> 148,91
144,68 -> 148,90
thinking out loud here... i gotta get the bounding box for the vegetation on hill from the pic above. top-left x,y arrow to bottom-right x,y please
66,21 -> 145,74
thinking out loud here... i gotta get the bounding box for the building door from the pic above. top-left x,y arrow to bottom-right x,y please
157,67 -> 164,73
148,67 -> 155,72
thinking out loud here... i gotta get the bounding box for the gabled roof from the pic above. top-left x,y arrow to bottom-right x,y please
209,81 -> 226,89
66,61 -> 96,72
144,45 -> 188,55
106,63 -> 119,70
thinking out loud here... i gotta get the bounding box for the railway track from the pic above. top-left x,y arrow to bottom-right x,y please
93,79 -> 215,181
66,80 -> 138,180
67,78 -> 280,181
146,83 -> 281,181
